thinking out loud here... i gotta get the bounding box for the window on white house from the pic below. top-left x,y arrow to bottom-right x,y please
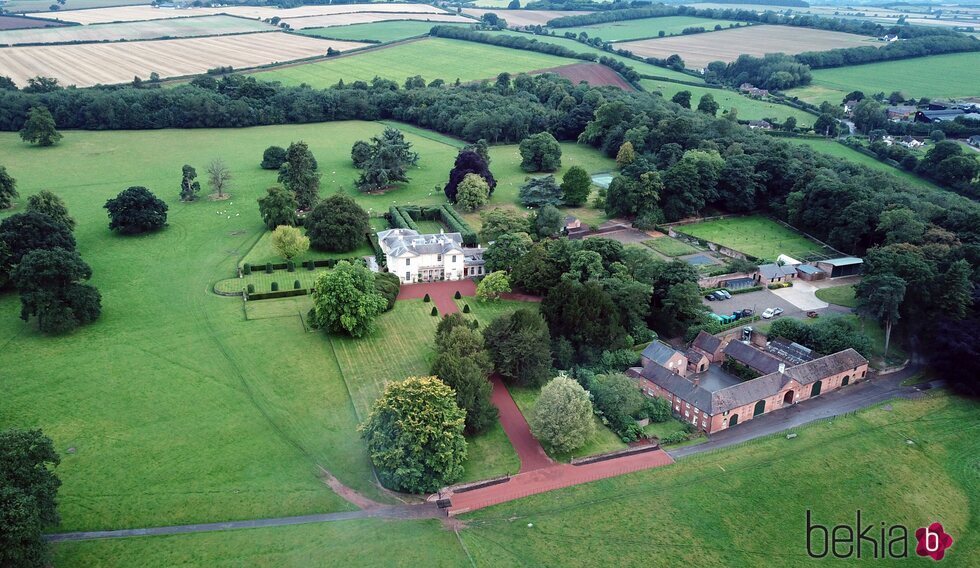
437,254 -> 442,262
451,255 -> 456,262
406,259 -> 410,266
405,272 -> 410,281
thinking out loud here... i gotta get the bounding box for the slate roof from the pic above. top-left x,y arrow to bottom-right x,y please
691,330 -> 722,355
641,340 -> 684,367
711,373 -> 788,414
796,264 -> 824,275
758,263 -> 797,280
783,348 -> 866,385
635,363 -> 713,411
377,229 -> 463,258
723,341 -> 784,375
686,348 -> 708,363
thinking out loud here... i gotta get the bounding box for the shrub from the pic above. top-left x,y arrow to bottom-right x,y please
104,186 -> 168,234
431,306 -> 439,316
265,262 -> 273,274
768,281 -> 792,289
305,194 -> 370,252
529,376 -> 595,453
423,293 -> 431,302
374,271 -> 401,311
261,146 -> 287,170
243,263 -> 251,275
454,290 -> 462,299
646,397 -> 672,423
306,260 -> 315,270
463,304 -> 470,313
294,280 -> 301,289
247,284 -> 255,294
271,282 -> 279,292
287,260 -> 295,272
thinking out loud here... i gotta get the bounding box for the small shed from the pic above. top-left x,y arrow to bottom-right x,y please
795,264 -> 826,281
815,257 -> 863,278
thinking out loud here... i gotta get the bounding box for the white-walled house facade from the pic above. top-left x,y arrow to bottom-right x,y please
377,229 -> 485,284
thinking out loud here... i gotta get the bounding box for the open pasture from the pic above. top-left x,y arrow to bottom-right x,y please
0,32 -> 367,86
678,215 -> 826,261
554,16 -> 749,42
0,14 -> 68,29
299,19 -> 470,43
1,0 -> 146,13
40,3 -> 449,26
0,14 -> 273,45
640,78 -> 815,126
784,137 -> 940,191
786,52 -> 980,107
619,25 -> 877,68
462,8 -> 590,27
252,37 -> 572,89
282,11 -> 472,31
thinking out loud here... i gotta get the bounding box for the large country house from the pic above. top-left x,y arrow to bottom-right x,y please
628,332 -> 869,433
377,229 -> 485,284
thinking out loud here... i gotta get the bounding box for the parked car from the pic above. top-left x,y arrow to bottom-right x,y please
770,307 -> 783,317
704,293 -> 717,301
806,311 -> 819,318
716,289 -> 732,299
762,308 -> 779,319
740,308 -> 754,317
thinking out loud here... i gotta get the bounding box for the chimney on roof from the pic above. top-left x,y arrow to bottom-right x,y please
778,363 -> 786,374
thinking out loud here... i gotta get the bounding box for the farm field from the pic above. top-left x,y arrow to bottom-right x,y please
34,3 -> 449,26
784,137 -> 940,191
0,32 -> 366,86
785,52 -> 980,107
640,78 -> 816,126
553,16 -> 750,42
251,37 -> 572,89
0,14 -> 273,45
1,0 -> 146,12
0,14 -> 67,29
282,12 -> 471,30
493,29 -> 702,83
533,62 -> 634,90
298,19 -> 470,43
619,25 -> 877,68
678,215 -> 826,260
462,8 -> 590,27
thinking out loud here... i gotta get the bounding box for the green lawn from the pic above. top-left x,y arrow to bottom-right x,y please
641,416 -> 690,441
507,385 -> 627,462
298,20 -> 471,43
459,394 -> 979,566
678,215 -> 826,261
239,228 -> 374,269
785,52 -> 980,107
214,266 -> 328,295
251,37 -> 573,88
815,284 -> 857,308
557,16 -> 749,42
455,298 -> 535,326
643,236 -> 700,257
785,137 -> 940,191
756,312 -> 907,368
51,394 -> 977,566
640,78 -> 816,126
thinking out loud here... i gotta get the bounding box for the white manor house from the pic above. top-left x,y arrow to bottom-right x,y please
377,229 -> 485,284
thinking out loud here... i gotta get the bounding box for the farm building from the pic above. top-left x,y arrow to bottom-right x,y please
886,105 -> 916,120
377,229 -> 484,284
795,264 -> 826,281
748,120 -> 773,130
916,108 -> 964,123
628,337 -> 869,433
814,257 -> 863,278
755,263 -> 797,284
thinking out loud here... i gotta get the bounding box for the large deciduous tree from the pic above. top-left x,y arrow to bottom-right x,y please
278,141 -> 321,210
19,106 -> 62,147
856,274 -> 907,359
257,186 -> 297,230
529,376 -> 595,454
270,225 -> 309,260
0,428 -> 61,568
519,132 -> 562,172
206,159 -> 232,199
14,248 -> 101,334
24,190 -> 75,234
455,173 -> 490,212
444,149 -> 496,203
0,211 -> 76,267
560,165 -> 591,206
479,208 -> 529,242
309,260 -> 386,338
104,186 -> 168,234
541,280 -> 627,364
483,232 -> 532,273
304,193 -> 369,252
483,308 -> 551,387
359,377 -> 467,493
355,128 -> 419,192
534,204 -> 563,238
432,322 -> 497,434
0,166 -> 18,210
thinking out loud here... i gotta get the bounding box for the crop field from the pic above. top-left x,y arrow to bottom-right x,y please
282,12 -> 472,31
619,25 -> 877,68
462,8 -> 590,27
251,37 -> 572,89
0,14 -> 67,29
678,215 -> 826,260
1,0 -> 146,13
640,78 -> 815,126
0,15 -> 274,45
785,52 -> 980,107
298,19 -> 469,43
492,29 -> 702,83
42,3 -> 450,26
533,62 -> 634,90
553,16 -> 750,42
0,32 -> 366,86
784,137 -> 939,191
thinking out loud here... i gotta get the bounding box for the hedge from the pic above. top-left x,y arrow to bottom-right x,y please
389,204 -> 479,247
247,288 -> 309,301
245,257 -> 365,272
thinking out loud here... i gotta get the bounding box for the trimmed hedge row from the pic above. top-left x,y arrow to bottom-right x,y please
243,257 -> 365,273
247,288 -> 309,301
439,204 -> 479,246
388,205 -> 419,231
388,204 -> 479,246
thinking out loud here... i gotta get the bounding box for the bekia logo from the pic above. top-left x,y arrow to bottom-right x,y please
916,522 -> 954,561
806,511 -> 954,560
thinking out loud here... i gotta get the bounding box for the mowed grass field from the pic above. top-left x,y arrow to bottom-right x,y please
678,215 -> 826,260
640,78 -> 816,126
0,32 -> 367,87
555,16 -> 749,42
298,19 -> 470,43
49,394 -> 979,566
785,137 -> 940,191
0,15 -> 274,45
786,52 -> 980,107
252,37 -> 572,88
0,121 -> 611,533
619,25 -> 877,68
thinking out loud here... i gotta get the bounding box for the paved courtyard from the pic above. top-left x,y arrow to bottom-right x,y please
705,288 -> 799,319
692,365 -> 743,392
